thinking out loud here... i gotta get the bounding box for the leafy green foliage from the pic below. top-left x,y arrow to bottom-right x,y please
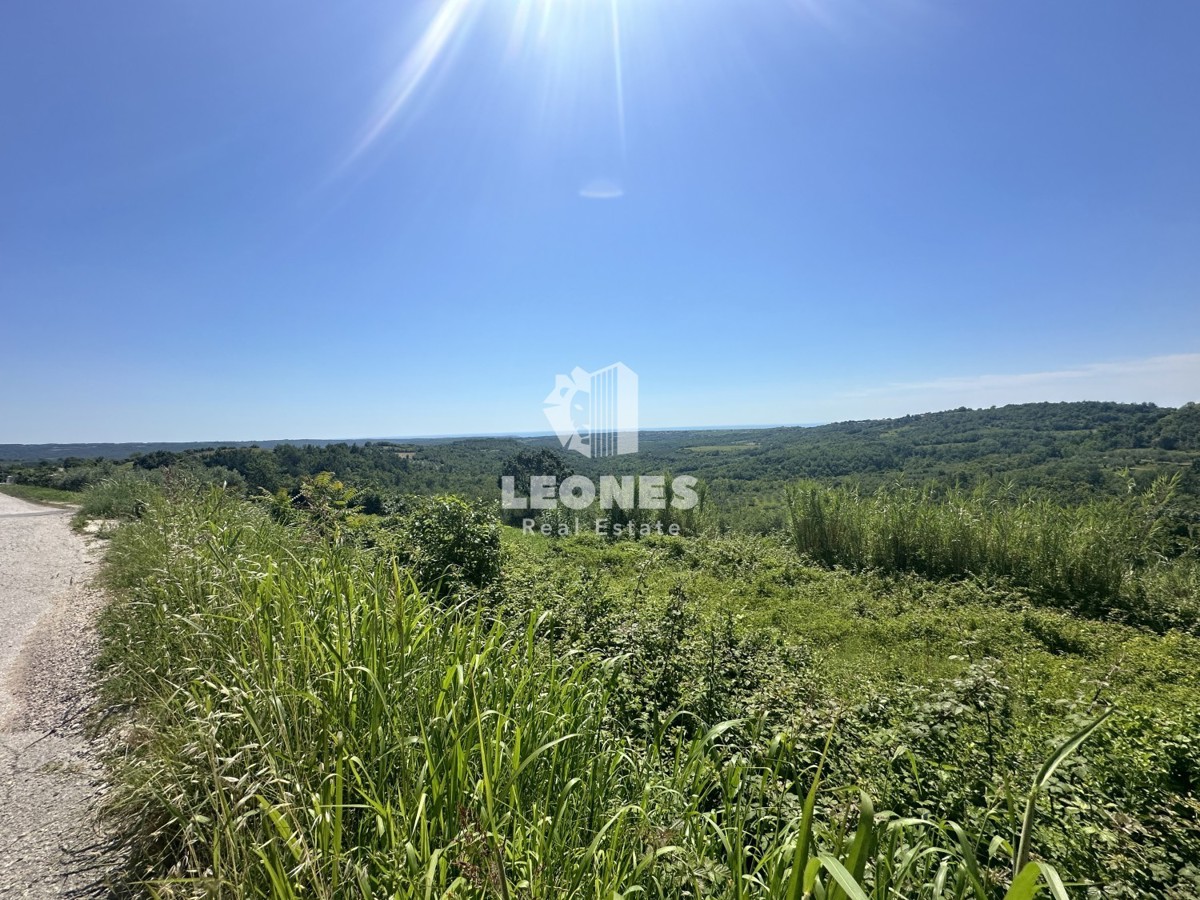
381,494 -> 503,595
95,491 -> 1147,899
499,528 -> 1200,897
784,477 -> 1198,633
74,400 -> 1200,897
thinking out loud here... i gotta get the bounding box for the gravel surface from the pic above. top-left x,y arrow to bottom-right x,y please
0,493 -> 110,897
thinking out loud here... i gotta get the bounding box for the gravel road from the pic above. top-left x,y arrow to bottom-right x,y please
0,493 -> 109,897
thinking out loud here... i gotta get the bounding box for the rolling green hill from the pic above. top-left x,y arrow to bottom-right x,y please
4,402 -> 1197,529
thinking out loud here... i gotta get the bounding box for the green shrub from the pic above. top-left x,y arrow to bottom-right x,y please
75,471 -> 163,522
49,462 -> 114,492
384,495 -> 502,595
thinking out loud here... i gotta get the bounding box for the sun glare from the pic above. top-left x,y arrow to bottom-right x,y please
343,0 -> 476,167
344,0 -> 630,179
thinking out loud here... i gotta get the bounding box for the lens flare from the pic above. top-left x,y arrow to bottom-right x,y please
579,177 -> 624,200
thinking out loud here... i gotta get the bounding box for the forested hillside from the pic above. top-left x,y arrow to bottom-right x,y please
4,403 -> 1199,528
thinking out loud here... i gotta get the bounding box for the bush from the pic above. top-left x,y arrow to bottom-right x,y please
385,495 -> 502,595
49,462 -> 114,492
75,472 -> 163,522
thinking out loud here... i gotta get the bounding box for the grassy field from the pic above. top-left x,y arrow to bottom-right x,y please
88,481 -> 1200,898
0,483 -> 81,505
502,527 -> 1200,703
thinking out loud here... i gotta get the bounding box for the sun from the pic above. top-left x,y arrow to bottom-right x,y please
344,0 -> 629,170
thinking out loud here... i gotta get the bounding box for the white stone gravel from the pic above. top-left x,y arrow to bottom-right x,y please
0,493 -> 110,897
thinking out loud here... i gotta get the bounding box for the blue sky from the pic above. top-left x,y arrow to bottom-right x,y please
1,1 -> 1198,442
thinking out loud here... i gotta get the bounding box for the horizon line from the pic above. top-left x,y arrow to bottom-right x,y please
1,396 -> 1190,448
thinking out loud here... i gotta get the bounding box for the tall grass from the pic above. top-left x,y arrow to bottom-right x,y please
98,489 -> 1099,898
75,471 -> 164,523
785,478 -> 1192,629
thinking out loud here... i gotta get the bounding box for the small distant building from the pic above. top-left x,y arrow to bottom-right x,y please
4,475 -> 15,484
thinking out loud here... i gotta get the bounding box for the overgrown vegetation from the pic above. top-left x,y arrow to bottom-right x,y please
91,478 -> 1200,898
500,528 -> 1200,898
72,471 -> 164,524
48,402 -> 1195,897
784,477 -> 1199,633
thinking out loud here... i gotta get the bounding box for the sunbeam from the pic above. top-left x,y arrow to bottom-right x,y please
341,0 -> 634,192
343,0 -> 475,167
610,0 -> 627,160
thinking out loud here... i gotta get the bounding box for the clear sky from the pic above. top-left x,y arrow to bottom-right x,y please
1,1 -> 1198,443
